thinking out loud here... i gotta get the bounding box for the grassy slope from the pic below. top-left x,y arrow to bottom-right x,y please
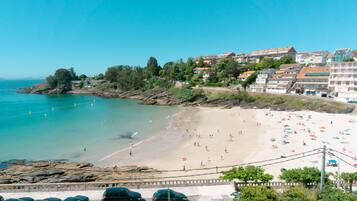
171,87 -> 355,114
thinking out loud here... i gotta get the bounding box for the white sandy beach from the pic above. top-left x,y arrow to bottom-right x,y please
98,106 -> 357,180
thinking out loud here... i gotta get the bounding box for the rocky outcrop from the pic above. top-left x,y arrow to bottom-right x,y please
17,84 -> 68,95
0,161 -> 158,184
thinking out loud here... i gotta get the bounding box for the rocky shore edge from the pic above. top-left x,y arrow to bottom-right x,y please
17,85 -> 356,114
0,160 -> 158,184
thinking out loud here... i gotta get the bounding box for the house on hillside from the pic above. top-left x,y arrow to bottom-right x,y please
248,68 -> 276,93
265,64 -> 302,94
71,78 -> 105,89
195,52 -> 236,65
238,70 -> 256,81
331,48 -> 353,62
233,53 -> 248,64
194,67 -> 214,82
248,47 -> 297,63
293,67 -> 330,96
296,51 -> 328,65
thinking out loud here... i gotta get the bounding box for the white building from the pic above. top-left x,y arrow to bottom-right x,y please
233,53 -> 248,64
328,62 -> 357,102
265,79 -> 292,94
265,64 -> 302,94
248,47 -> 297,63
296,52 -> 327,65
249,69 -> 276,92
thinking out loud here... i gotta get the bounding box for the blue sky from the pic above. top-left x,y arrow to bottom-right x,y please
0,0 -> 356,79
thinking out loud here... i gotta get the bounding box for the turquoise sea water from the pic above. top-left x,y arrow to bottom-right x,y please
0,80 -> 179,164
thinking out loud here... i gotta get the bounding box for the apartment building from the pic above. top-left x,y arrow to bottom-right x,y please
296,51 -> 328,65
265,64 -> 302,94
328,62 -> 357,102
249,69 -> 275,93
248,47 -> 297,63
294,67 -> 330,96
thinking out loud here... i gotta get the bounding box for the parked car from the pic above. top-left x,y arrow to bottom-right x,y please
73,196 -> 88,201
44,198 -> 61,201
152,189 -> 189,201
19,198 -> 34,201
102,187 -> 144,201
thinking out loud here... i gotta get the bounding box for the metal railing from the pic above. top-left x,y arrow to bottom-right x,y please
0,179 -> 230,193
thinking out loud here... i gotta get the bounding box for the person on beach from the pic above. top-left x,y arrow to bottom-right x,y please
83,147 -> 86,152
225,147 -> 228,153
129,149 -> 132,157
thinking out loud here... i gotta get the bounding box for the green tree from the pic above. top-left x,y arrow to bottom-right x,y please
341,172 -> 357,192
241,72 -> 258,89
221,166 -> 273,183
279,56 -> 294,64
146,56 -> 161,77
197,57 -> 205,67
54,68 -> 75,89
79,74 -> 87,80
46,75 -> 57,89
104,65 -> 146,91
95,73 -> 105,80
237,186 -> 278,201
280,167 -> 321,187
344,58 -> 355,62
320,184 -> 357,201
105,66 -> 120,83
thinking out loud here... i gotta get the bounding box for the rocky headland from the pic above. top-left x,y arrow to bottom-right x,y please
0,160 -> 158,184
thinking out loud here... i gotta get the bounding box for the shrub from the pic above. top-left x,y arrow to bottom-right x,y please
169,86 -> 205,102
221,166 -> 273,183
320,184 -> 357,201
281,186 -> 318,201
236,186 -> 278,201
280,167 -> 321,187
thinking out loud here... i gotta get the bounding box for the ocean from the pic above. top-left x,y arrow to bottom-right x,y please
0,80 -> 179,164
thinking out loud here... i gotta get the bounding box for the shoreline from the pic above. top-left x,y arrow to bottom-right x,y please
1,105 -> 357,184
96,105 -> 357,180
